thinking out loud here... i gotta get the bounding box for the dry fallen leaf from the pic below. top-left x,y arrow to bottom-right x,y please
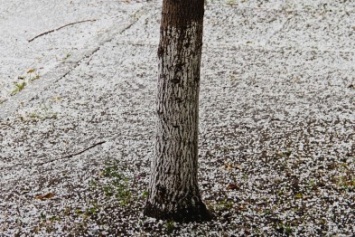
226,183 -> 239,190
225,162 -> 234,171
27,68 -> 36,74
35,192 -> 55,200
224,162 -> 241,171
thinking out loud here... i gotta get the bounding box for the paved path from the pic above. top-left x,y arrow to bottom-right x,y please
0,0 -> 147,105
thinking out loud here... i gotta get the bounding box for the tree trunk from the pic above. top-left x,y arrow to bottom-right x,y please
144,0 -> 212,222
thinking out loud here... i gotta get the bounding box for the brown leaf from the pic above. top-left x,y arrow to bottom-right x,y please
226,183 -> 239,190
35,192 -> 55,200
224,162 -> 233,171
224,162 -> 241,171
27,68 -> 36,74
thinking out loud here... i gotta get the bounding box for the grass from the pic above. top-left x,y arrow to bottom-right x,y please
63,53 -> 72,61
11,82 -> 26,95
294,193 -> 303,199
42,162 -> 135,234
10,68 -> 40,96
19,104 -> 58,122
90,162 -> 133,206
166,220 -> 175,234
226,0 -> 237,6
215,199 -> 234,211
206,0 -> 238,6
336,175 -> 355,191
275,222 -> 293,236
141,190 -> 149,199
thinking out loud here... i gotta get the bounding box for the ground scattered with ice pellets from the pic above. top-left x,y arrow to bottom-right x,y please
0,0 -> 354,236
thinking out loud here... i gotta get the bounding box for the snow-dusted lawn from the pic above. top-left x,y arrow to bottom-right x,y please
0,0 -> 354,236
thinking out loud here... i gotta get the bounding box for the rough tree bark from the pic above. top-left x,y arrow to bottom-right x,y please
144,0 -> 212,222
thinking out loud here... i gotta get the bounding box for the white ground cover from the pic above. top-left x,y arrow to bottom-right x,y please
0,0 -> 354,236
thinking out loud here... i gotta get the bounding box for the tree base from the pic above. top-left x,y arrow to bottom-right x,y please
144,201 -> 214,223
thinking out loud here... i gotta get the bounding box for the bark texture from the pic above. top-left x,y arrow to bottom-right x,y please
144,0 -> 212,222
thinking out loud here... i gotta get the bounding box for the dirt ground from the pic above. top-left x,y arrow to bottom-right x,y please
1,0 -> 354,236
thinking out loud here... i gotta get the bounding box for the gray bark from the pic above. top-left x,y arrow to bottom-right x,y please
144,0 -> 212,222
